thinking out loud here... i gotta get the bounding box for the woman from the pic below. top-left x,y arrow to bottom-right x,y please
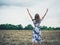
27,8 -> 48,45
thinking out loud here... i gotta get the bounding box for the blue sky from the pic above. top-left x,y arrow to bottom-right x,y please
0,0 -> 60,27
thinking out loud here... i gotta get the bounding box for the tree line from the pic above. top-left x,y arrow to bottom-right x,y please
0,24 -> 60,30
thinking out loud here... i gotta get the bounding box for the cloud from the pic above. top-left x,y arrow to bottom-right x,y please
0,6 -> 33,27
53,0 -> 60,8
0,0 -> 40,7
0,0 -> 60,27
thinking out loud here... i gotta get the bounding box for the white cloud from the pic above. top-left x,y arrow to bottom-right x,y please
0,0 -> 60,27
0,0 -> 39,7
0,6 -> 33,27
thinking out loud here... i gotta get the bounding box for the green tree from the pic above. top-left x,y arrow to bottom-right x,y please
24,24 -> 33,30
17,24 -> 23,30
41,26 -> 47,30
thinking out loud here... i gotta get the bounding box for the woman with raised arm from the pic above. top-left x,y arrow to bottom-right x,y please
27,8 -> 48,45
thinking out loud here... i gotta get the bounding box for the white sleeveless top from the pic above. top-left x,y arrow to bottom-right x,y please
32,19 -> 42,28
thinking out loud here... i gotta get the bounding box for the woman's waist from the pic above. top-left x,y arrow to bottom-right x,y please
34,27 -> 41,30
34,26 -> 40,28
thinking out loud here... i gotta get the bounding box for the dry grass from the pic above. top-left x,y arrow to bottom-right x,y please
0,30 -> 60,45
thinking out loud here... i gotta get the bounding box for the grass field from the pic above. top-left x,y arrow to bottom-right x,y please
0,30 -> 60,45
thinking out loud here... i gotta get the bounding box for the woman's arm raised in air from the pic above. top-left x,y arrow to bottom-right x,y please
42,8 -> 48,20
27,8 -> 33,20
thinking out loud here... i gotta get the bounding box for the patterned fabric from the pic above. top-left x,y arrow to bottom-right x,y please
32,19 -> 42,43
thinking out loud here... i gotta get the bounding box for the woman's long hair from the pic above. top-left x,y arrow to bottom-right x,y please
35,13 -> 40,22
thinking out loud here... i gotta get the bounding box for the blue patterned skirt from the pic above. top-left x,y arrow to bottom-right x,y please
32,27 -> 42,43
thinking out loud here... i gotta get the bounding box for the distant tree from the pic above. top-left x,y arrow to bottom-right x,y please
0,24 -> 6,30
0,24 -> 60,30
41,26 -> 47,30
17,24 -> 23,30
0,24 -> 17,30
24,24 -> 33,30
55,27 -> 60,30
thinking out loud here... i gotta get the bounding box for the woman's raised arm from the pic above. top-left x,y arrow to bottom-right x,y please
27,8 -> 33,20
42,8 -> 48,20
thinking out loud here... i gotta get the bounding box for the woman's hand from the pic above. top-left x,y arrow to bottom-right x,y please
42,8 -> 48,20
26,8 -> 33,20
27,8 -> 29,13
46,8 -> 48,14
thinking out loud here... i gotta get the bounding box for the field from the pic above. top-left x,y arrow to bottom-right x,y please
0,30 -> 60,45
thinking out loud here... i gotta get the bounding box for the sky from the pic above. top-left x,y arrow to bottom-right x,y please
0,0 -> 60,27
